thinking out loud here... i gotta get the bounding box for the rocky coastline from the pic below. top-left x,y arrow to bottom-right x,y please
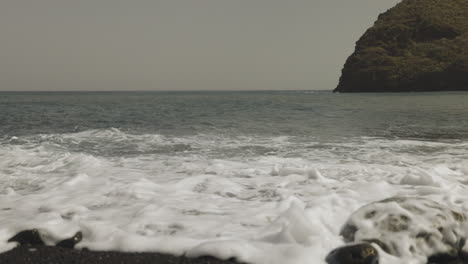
334,0 -> 468,93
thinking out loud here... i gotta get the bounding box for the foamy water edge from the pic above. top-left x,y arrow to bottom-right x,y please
1,129 -> 468,264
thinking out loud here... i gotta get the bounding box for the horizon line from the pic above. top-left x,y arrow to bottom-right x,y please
0,89 -> 332,93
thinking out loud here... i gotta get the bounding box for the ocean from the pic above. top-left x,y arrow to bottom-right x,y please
1,91 -> 468,263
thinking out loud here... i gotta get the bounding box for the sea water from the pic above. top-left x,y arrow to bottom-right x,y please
0,91 -> 467,263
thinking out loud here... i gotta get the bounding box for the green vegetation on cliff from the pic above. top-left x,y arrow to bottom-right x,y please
334,0 -> 468,93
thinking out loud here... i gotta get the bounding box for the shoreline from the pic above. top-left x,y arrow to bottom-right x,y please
0,245 -> 242,264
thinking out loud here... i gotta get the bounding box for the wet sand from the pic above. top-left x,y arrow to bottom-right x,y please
0,245 -> 242,264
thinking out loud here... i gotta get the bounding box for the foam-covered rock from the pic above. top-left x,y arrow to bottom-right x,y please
337,196 -> 468,262
8,229 -> 82,249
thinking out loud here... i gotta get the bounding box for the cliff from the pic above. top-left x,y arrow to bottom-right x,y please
334,0 -> 468,93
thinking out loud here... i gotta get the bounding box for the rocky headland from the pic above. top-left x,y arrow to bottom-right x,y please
334,0 -> 468,93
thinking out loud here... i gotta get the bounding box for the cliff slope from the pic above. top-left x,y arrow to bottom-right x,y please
334,0 -> 468,93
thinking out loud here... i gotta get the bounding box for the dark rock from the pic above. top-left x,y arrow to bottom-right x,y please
56,231 -> 83,249
8,229 -> 45,246
428,237 -> 468,263
334,0 -> 468,93
325,243 -> 379,264
427,252 -> 462,264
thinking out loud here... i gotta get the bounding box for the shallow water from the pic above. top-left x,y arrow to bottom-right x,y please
0,91 -> 467,263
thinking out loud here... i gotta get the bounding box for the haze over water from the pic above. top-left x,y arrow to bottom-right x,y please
1,91 -> 468,264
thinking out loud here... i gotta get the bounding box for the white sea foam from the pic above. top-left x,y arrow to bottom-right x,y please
0,129 -> 468,264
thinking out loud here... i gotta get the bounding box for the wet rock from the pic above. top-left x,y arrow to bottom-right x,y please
326,243 -> 379,264
8,229 -> 45,246
427,252 -> 462,264
56,231 -> 83,249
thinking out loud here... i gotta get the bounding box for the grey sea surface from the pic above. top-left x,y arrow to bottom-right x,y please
1,91 -> 467,139
1,90 -> 467,160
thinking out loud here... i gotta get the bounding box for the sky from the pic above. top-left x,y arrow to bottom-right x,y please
0,0 -> 400,91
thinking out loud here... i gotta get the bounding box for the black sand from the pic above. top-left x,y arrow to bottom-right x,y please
0,245 -> 242,264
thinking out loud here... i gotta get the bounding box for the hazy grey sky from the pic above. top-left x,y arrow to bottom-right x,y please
0,0 -> 400,91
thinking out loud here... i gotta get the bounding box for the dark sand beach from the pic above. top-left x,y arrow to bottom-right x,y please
0,245 -> 241,264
